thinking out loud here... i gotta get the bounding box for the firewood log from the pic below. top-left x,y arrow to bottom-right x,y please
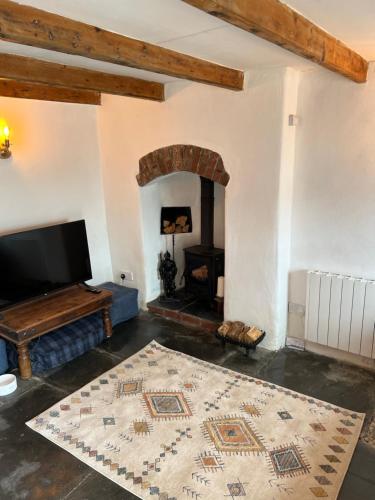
243,326 -> 263,343
192,265 -> 208,280
228,321 -> 246,341
164,223 -> 176,234
176,215 -> 188,226
218,321 -> 232,337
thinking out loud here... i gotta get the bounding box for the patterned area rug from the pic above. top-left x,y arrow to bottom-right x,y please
27,341 -> 364,499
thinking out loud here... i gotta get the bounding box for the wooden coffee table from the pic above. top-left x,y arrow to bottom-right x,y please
0,285 -> 113,380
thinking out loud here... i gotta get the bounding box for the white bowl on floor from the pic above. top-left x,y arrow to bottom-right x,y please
0,374 -> 17,396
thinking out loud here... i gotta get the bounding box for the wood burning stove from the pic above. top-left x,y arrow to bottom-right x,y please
184,177 -> 224,302
184,245 -> 224,301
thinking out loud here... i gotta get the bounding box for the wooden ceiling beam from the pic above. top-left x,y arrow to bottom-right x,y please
0,0 -> 244,91
0,53 -> 164,101
183,0 -> 368,83
0,79 -> 101,105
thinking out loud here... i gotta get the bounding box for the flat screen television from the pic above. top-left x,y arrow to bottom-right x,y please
0,220 -> 92,310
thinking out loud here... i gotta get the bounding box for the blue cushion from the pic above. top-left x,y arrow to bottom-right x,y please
0,339 -> 8,375
99,282 -> 139,326
7,313 -> 104,374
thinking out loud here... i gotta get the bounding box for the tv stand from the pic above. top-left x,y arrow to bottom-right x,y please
0,285 -> 113,380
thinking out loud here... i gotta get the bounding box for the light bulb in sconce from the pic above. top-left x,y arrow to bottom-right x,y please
0,122 -> 11,159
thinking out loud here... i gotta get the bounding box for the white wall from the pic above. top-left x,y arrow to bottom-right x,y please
2,61 -> 372,353
276,68 -> 300,341
98,67 -> 299,350
140,171 -> 225,301
288,63 -> 375,339
0,69 -> 299,351
140,172 -> 201,300
0,97 -> 113,284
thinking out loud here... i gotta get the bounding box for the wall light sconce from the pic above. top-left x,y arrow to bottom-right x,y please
0,123 -> 11,159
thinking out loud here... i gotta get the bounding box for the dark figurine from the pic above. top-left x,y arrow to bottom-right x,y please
159,251 -> 177,298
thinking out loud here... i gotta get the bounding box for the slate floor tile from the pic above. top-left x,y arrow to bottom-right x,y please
0,384 -> 90,499
0,315 -> 374,499
39,349 -> 119,393
65,471 -> 136,500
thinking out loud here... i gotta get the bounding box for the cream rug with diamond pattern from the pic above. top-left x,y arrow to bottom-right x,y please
27,341 -> 364,499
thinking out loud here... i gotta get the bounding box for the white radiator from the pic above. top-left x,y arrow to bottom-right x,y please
305,271 -> 375,359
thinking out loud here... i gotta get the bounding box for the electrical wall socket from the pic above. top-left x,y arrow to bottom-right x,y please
120,271 -> 134,282
288,302 -> 305,316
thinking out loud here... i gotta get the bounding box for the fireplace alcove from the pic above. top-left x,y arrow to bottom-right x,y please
137,145 -> 229,330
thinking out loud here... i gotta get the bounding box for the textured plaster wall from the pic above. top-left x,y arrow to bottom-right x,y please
98,67 -> 299,350
289,63 -> 375,340
140,172 -> 225,301
0,97 -> 113,285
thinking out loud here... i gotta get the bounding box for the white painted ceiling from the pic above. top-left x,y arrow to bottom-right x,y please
286,0 -> 375,60
0,0 -> 374,85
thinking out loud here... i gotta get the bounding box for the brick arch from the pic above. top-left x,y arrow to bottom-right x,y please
137,145 -> 229,187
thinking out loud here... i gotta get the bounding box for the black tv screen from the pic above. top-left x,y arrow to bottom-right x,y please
0,220 -> 92,310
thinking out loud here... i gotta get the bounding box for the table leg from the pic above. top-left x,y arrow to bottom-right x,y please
102,307 -> 113,338
17,343 -> 32,380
